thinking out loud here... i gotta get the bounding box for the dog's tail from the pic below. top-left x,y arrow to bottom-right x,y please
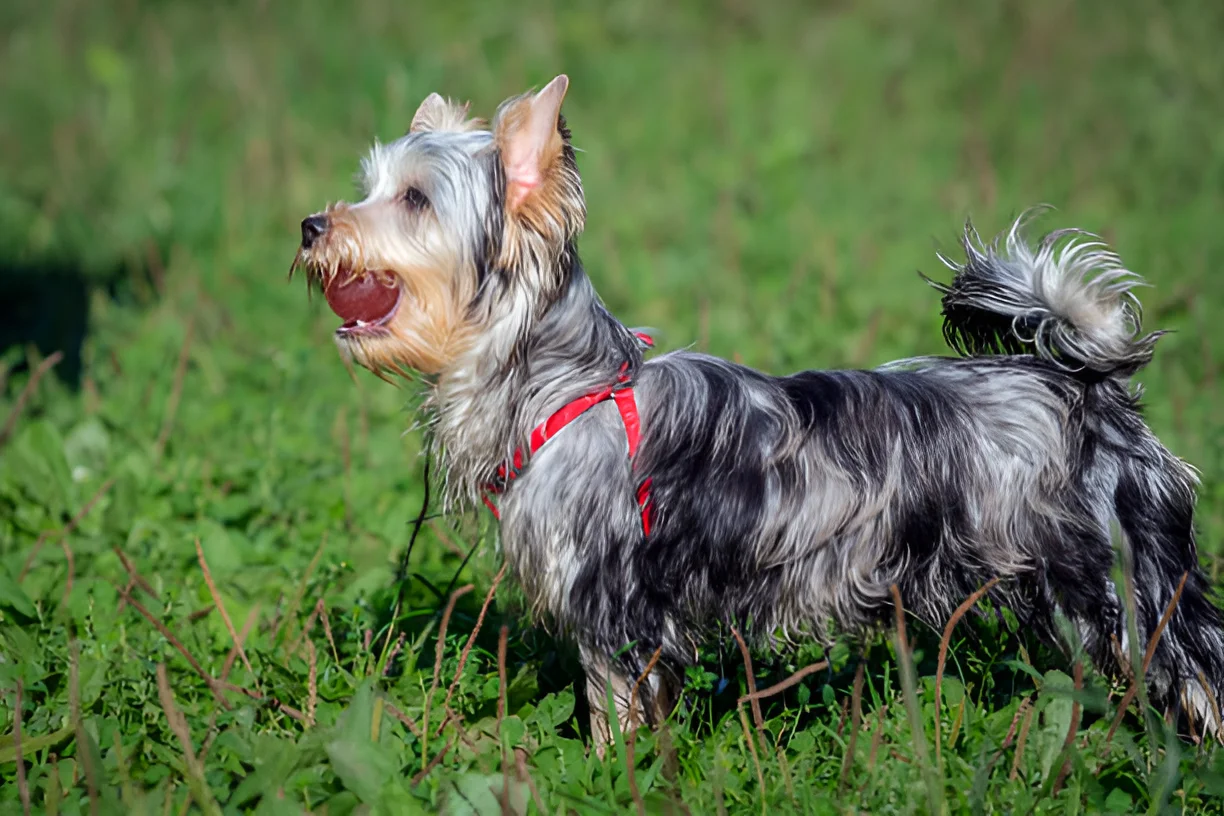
925,209 -> 1163,379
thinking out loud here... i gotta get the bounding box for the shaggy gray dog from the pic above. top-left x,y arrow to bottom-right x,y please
294,75 -> 1224,750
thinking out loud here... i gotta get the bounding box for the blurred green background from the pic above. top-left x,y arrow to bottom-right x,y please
3,0 -> 1224,811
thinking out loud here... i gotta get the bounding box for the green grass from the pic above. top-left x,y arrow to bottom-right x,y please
3,0 -> 1224,812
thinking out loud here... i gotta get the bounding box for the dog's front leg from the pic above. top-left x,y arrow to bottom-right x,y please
581,647 -> 640,759
581,645 -> 678,759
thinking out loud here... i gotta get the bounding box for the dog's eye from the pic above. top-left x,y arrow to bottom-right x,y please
402,187 -> 429,210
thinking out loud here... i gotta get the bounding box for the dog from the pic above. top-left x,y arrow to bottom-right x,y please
293,75 -> 1224,750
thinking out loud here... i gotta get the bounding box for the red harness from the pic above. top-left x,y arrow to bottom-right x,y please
481,337 -> 655,537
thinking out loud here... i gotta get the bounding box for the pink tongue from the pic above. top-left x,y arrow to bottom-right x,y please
324,273 -> 399,324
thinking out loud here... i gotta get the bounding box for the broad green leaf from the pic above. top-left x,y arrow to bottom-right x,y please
230,735 -> 303,808
9,420 -> 74,515
506,665 -> 539,713
324,681 -> 399,803
500,715 -> 525,747
0,724 -> 73,763
526,691 -> 574,731
0,571 -> 37,619
325,732 -> 400,804
1104,789 -> 1133,813
370,780 -> 430,815
939,674 -> 965,706
195,517 -> 242,577
444,772 -> 526,816
252,792 -> 305,816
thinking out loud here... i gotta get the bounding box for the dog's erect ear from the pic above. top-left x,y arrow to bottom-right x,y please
409,93 -> 472,133
494,75 -> 569,213
410,93 -> 448,133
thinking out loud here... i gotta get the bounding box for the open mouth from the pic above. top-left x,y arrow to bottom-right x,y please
323,270 -> 402,335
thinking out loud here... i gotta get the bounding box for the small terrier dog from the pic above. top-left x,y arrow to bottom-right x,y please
295,75 -> 1224,748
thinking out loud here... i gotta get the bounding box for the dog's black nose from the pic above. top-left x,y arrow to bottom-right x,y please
300,215 -> 328,248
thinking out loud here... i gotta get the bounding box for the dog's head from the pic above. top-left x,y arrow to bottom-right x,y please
292,75 -> 584,378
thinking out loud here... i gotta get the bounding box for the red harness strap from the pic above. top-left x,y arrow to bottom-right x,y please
482,339 -> 655,536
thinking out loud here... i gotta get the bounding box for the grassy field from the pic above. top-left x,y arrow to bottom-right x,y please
3,0 -> 1224,811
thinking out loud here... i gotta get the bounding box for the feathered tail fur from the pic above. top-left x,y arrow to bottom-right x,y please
927,210 -> 1163,378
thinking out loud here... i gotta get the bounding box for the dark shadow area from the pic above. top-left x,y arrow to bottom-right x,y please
0,259 -> 158,393
0,263 -> 92,390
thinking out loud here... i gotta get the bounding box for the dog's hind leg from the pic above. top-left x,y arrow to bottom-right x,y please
1114,452 -> 1224,738
1033,511 -> 1130,679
